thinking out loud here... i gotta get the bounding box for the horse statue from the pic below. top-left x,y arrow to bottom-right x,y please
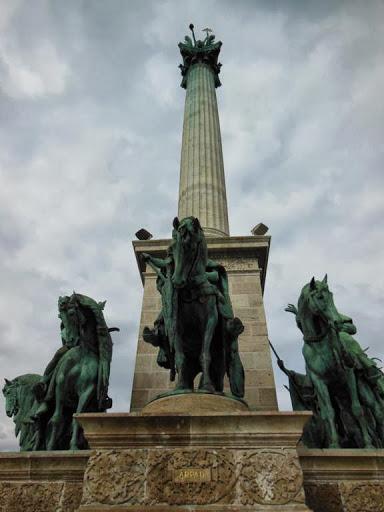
279,275 -> 384,448
3,293 -> 117,451
2,374 -> 43,451
143,216 -> 245,398
43,293 -> 115,450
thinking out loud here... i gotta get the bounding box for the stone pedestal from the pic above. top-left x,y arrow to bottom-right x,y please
141,392 -> 249,414
76,409 -> 312,511
0,450 -> 90,512
299,448 -> 384,512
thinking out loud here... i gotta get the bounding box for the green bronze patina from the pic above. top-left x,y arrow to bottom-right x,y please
143,216 -> 245,399
2,293 -> 117,451
278,275 -> 384,448
3,374 -> 42,451
178,24 -> 222,88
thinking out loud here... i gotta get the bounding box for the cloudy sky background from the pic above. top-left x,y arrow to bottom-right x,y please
0,0 -> 383,450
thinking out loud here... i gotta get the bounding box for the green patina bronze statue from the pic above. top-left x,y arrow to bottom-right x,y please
178,23 -> 222,88
143,216 -> 245,399
277,275 -> 384,448
2,293 -> 117,451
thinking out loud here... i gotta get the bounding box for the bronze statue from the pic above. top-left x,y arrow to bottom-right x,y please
278,276 -> 384,448
3,293 -> 118,451
143,217 -> 245,399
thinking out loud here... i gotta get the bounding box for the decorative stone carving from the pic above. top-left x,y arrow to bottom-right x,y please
0,482 -> 64,512
146,449 -> 236,505
213,255 -> 258,272
340,481 -> 384,512
58,483 -> 84,512
239,449 -> 303,505
81,449 -> 146,506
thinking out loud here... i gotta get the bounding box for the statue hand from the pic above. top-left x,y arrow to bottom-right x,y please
277,358 -> 286,371
285,304 -> 298,315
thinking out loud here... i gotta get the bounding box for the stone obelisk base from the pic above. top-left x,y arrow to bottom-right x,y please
76,398 -> 312,511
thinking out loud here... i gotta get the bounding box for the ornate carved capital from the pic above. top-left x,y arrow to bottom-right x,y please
178,29 -> 222,88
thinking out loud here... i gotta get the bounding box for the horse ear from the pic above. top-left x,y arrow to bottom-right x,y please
310,277 -> 316,290
322,274 -> 328,284
4,378 -> 11,385
173,217 -> 180,230
98,301 -> 106,310
192,217 -> 201,231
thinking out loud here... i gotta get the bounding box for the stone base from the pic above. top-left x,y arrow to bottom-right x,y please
0,450 -> 90,512
299,448 -> 384,512
76,410 -> 312,511
79,506 -> 310,511
142,392 -> 249,414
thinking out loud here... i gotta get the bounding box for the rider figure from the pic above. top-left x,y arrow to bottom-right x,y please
142,230 -> 245,397
32,296 -> 80,419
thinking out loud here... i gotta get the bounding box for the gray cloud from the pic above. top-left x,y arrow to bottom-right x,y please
0,0 -> 383,450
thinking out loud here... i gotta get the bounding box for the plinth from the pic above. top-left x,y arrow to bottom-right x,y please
76,395 -> 312,511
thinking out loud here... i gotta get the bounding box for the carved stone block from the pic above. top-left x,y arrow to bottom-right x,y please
81,449 -> 146,506
340,481 -> 384,512
0,482 -> 63,512
146,449 -> 236,506
238,449 -> 304,506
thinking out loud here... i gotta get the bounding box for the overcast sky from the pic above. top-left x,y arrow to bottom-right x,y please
1,0 -> 383,450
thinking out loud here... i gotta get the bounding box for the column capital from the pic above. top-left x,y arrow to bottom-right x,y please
178,24 -> 222,89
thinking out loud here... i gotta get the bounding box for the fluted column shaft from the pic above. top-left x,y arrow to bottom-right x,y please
178,63 -> 229,237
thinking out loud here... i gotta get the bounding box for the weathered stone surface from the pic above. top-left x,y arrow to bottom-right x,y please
147,449 -> 236,505
0,481 -> 64,512
299,448 -> 384,512
0,451 -> 89,512
141,393 -> 249,415
304,483 -> 342,512
239,449 -> 303,506
82,450 -> 146,506
77,411 -> 311,450
340,481 -> 384,512
75,411 -> 312,510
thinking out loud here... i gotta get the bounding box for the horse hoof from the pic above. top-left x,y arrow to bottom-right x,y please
199,384 -> 215,393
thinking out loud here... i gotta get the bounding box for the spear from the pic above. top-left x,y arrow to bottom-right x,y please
268,338 -> 307,405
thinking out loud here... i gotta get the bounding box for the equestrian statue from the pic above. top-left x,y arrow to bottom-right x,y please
2,293 -> 118,451
275,275 -> 384,448
143,216 -> 245,399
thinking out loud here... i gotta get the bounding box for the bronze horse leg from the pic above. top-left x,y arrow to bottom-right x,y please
70,384 -> 94,450
46,371 -> 66,450
310,373 -> 340,448
198,297 -> 218,392
344,367 -> 374,448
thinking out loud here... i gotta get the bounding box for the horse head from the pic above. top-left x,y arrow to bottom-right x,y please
298,275 -> 341,340
2,378 -> 18,417
171,216 -> 207,288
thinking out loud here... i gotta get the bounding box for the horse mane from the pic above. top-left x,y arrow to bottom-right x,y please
11,374 -> 41,387
297,283 -> 311,318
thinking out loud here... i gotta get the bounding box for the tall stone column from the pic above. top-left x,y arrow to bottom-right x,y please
178,31 -> 229,237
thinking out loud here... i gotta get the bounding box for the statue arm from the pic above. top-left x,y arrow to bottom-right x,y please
142,253 -> 170,269
285,304 -> 303,332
